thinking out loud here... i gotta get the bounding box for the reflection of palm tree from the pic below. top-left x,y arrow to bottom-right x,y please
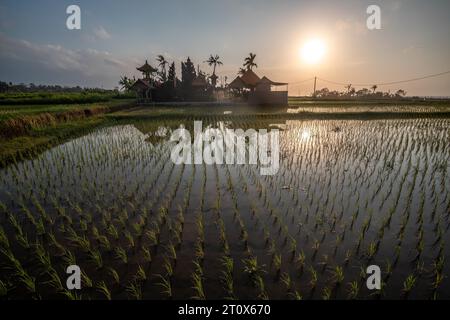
205,54 -> 223,87
243,53 -> 258,70
157,55 -> 169,82
371,85 -> 377,94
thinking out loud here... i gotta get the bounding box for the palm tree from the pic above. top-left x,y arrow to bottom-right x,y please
345,84 -> 352,95
243,53 -> 258,71
119,76 -> 135,92
371,85 -> 378,94
157,55 -> 169,82
238,68 -> 246,76
205,54 -> 223,87
205,55 -> 223,76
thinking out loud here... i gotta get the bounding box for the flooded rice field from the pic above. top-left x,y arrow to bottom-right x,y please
0,116 -> 449,299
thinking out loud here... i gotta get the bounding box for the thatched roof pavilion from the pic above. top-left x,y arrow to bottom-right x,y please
137,60 -> 157,79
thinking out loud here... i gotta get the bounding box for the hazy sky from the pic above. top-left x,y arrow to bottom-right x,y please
0,0 -> 449,96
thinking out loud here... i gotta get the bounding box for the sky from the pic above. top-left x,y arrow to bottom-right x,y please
0,0 -> 449,96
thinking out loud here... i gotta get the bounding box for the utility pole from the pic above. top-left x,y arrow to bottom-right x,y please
313,76 -> 317,98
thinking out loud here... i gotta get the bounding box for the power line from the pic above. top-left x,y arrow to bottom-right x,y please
289,77 -> 315,85
316,70 -> 450,87
289,70 -> 450,87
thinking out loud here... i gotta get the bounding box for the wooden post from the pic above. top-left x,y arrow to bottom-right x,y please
313,76 -> 317,98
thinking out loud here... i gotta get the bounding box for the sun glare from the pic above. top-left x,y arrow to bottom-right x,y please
301,39 -> 326,65
301,129 -> 312,140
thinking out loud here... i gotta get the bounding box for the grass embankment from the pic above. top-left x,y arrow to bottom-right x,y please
0,98 -> 135,167
0,91 -> 134,105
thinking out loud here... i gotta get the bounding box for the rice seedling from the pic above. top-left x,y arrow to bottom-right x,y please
14,268 -> 37,294
0,280 -> 9,297
309,266 -> 318,289
166,242 -> 177,263
114,246 -> 128,265
81,271 -> 93,289
288,290 -> 303,300
142,246 -> 152,265
43,267 -> 64,292
162,257 -> 174,279
272,253 -> 282,279
145,229 -> 158,246
295,250 -> 306,273
191,271 -> 206,300
322,286 -> 332,300
280,272 -> 292,292
155,274 -> 172,299
108,267 -> 120,286
0,226 -> 10,249
134,265 -> 147,283
347,281 -> 359,299
126,280 -> 143,300
243,257 -> 266,286
96,281 -> 112,300
87,248 -> 103,270
220,255 -> 235,299
402,274 -> 417,296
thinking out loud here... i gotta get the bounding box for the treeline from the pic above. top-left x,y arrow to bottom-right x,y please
0,82 -> 135,105
0,81 -> 119,94
314,86 -> 407,99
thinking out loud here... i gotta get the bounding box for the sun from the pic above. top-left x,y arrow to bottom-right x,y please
301,39 -> 326,65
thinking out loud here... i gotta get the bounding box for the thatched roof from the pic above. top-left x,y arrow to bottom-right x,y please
228,76 -> 246,89
258,76 -> 288,86
137,60 -> 157,73
130,79 -> 153,91
240,69 -> 260,87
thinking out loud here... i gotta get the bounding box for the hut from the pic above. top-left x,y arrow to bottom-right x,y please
228,70 -> 288,106
130,79 -> 154,104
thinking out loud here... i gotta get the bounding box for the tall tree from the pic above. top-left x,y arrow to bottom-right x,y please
181,57 -> 196,87
157,55 -> 169,82
345,84 -> 352,95
167,62 -> 177,88
371,85 -> 378,94
243,53 -> 258,70
205,54 -> 223,87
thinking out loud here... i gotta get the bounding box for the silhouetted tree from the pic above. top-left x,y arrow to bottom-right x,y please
243,53 -> 257,70
345,84 -> 352,95
205,54 -> 223,87
181,57 -> 196,86
119,76 -> 135,92
167,62 -> 177,88
157,55 -> 169,82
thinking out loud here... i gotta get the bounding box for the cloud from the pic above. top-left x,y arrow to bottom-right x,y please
0,33 -> 136,87
93,26 -> 112,40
